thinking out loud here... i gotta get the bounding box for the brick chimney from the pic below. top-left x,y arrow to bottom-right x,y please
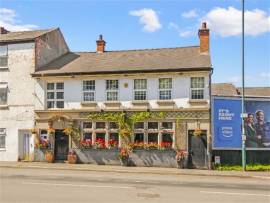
96,34 -> 106,53
198,22 -> 209,54
0,27 -> 9,34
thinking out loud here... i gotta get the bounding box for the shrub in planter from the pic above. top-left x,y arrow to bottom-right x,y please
118,148 -> 130,166
80,139 -> 92,149
175,150 -> 188,169
108,139 -> 118,149
67,149 -> 77,164
45,150 -> 54,163
95,138 -> 106,149
160,142 -> 172,150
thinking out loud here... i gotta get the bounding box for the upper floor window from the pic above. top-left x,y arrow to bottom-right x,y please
83,80 -> 95,101
134,79 -> 147,100
0,128 -> 6,149
0,45 -> 8,68
46,82 -> 64,109
159,78 -> 172,100
190,77 -> 204,99
106,80 -> 118,101
0,83 -> 8,105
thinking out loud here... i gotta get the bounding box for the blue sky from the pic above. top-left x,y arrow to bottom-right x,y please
1,0 -> 269,87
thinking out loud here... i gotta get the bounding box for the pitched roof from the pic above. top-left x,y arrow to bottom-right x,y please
212,83 -> 238,96
237,87 -> 270,97
33,46 -> 211,76
0,28 -> 57,43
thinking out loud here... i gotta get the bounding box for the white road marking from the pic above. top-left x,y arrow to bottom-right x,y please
200,191 -> 270,197
22,181 -> 133,189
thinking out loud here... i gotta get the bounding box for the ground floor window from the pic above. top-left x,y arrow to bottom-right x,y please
161,133 -> 173,149
109,133 -> 119,148
0,128 -> 6,149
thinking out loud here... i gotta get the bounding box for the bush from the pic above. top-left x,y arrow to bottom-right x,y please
214,164 -> 270,171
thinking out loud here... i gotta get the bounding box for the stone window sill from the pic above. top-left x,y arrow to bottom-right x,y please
104,101 -> 121,107
81,101 -> 97,107
132,100 -> 149,105
156,100 -> 175,106
188,99 -> 208,105
0,105 -> 8,109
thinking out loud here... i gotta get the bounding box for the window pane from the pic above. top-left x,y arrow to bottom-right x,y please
191,89 -> 204,99
0,135 -> 5,149
83,92 -> 95,101
0,56 -> 8,67
134,79 -> 147,90
134,133 -> 144,143
134,90 -> 146,100
191,77 -> 204,88
56,101 -> 64,108
83,80 -> 95,91
162,133 -> 173,143
162,122 -> 173,129
0,87 -> 7,105
47,83 -> 54,90
47,92 -> 54,99
109,122 -> 118,129
83,122 -> 92,129
159,90 -> 171,100
148,133 -> 158,143
159,78 -> 172,89
107,91 -> 118,101
56,92 -> 64,99
0,45 -> 7,56
83,133 -> 92,140
96,122 -> 105,129
56,83 -> 64,90
134,122 -> 144,129
148,122 -> 158,129
47,101 -> 54,109
106,80 -> 118,90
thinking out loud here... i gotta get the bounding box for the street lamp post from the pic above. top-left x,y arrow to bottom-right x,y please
241,0 -> 246,171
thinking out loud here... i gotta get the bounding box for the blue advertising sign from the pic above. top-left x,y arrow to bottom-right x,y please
213,98 -> 242,148
213,97 -> 270,149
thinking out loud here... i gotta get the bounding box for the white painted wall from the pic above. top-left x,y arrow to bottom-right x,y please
0,42 -> 35,161
37,74 -> 210,110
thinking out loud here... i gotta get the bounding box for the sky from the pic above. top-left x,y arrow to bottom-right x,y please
0,0 -> 269,87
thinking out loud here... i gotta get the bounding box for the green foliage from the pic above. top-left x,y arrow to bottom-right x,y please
64,124 -> 81,143
214,164 -> 270,171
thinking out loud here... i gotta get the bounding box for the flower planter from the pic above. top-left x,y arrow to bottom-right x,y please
120,157 -> 129,166
45,150 -> 54,163
68,154 -> 77,164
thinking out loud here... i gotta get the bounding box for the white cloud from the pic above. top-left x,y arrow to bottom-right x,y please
129,8 -> 162,32
182,9 -> 198,18
0,8 -> 38,31
168,22 -> 194,38
203,7 -> 270,37
226,72 -> 270,86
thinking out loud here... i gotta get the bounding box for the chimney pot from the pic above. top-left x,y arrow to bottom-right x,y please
96,34 -> 106,53
0,27 -> 9,34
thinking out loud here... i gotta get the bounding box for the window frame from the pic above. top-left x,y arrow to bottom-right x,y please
158,78 -> 172,100
190,77 -> 205,100
0,83 -> 8,106
46,82 -> 64,109
0,45 -> 8,68
133,79 -> 147,101
82,80 -> 96,102
106,80 -> 119,101
0,128 -> 6,150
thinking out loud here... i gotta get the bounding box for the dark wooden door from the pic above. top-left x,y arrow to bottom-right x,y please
188,130 -> 207,169
54,130 -> 69,160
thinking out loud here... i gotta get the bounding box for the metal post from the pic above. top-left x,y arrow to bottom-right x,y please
241,0 -> 246,171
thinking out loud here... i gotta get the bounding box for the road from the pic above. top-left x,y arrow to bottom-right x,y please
0,167 -> 269,203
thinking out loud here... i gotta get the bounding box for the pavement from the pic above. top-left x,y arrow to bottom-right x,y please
0,161 -> 269,180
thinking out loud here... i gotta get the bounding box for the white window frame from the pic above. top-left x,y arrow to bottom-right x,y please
190,77 -> 205,100
0,128 -> 6,150
46,82 -> 64,109
133,79 -> 147,101
0,83 -> 8,106
158,78 -> 172,100
106,80 -> 119,101
82,80 -> 96,102
0,45 -> 8,69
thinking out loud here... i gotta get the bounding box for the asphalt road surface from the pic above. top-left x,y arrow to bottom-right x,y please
0,167 -> 269,203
